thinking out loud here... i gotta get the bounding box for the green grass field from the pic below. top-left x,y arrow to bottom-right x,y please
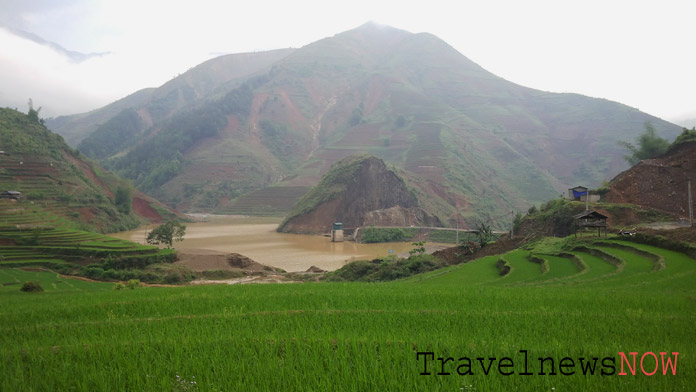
1,238 -> 694,391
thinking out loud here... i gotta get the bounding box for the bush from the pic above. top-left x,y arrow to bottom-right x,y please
20,281 -> 44,292
85,267 -> 105,279
103,269 -> 120,280
113,282 -> 126,290
127,279 -> 140,289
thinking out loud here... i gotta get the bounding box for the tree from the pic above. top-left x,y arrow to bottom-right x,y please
409,241 -> 426,256
146,221 -> 186,248
671,127 -> 696,147
475,221 -> 493,248
619,122 -> 670,165
114,184 -> 133,214
27,99 -> 43,125
513,212 -> 524,234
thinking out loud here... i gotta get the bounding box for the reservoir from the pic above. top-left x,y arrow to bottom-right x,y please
111,216 -> 445,272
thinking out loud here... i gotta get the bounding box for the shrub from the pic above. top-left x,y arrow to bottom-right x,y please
85,267 -> 105,279
127,279 -> 140,289
103,269 -> 120,280
113,282 -> 126,290
163,272 -> 183,284
20,281 -> 44,292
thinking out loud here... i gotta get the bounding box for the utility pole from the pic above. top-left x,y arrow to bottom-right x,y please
456,217 -> 459,244
688,179 -> 693,227
510,210 -> 514,239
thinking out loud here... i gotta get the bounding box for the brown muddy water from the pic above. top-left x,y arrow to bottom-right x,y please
111,216 -> 443,272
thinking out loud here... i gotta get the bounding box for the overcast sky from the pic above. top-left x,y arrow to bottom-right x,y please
0,0 -> 694,124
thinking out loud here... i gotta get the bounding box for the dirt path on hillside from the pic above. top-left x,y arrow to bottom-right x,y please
306,96 -> 337,160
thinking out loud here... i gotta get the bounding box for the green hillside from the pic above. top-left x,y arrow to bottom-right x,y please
1,234 -> 693,390
0,108 -> 176,232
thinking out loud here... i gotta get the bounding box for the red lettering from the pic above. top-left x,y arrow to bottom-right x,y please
660,352 -> 679,375
618,352 -> 637,375
640,352 -> 658,376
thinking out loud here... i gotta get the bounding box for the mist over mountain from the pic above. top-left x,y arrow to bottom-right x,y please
46,23 -> 681,227
4,26 -> 110,63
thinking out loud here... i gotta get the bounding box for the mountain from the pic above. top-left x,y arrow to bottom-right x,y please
47,48 -> 295,146
0,108 -> 177,232
278,155 -> 441,234
46,23 -> 681,228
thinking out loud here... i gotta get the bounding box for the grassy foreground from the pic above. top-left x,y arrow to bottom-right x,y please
1,239 -> 695,391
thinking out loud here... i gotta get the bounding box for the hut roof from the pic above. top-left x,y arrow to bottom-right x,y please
573,210 -> 608,220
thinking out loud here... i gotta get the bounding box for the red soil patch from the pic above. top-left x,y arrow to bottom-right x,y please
132,197 -> 162,223
221,115 -> 241,136
76,207 -> 96,223
278,89 -> 306,127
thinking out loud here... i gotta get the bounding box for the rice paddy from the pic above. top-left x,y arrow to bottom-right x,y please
1,237 -> 694,391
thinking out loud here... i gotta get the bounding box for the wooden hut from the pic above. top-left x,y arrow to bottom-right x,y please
573,210 -> 608,237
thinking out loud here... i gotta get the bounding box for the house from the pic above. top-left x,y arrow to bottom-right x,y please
568,186 -> 588,200
1,190 -> 22,200
573,210 -> 608,237
567,186 -> 600,202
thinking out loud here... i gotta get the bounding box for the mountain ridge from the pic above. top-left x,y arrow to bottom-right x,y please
45,23 -> 681,228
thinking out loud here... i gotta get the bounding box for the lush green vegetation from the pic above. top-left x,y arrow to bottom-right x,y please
106,81 -> 257,193
619,122 -> 670,165
325,253 -> 445,282
146,221 -> 187,248
669,127 -> 696,150
1,235 -> 693,390
78,108 -> 144,159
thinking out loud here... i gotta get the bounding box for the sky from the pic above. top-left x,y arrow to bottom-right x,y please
0,0 -> 694,124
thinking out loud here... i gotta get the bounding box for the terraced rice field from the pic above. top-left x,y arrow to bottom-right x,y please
0,202 -> 170,270
1,237 -> 694,390
217,185 -> 310,216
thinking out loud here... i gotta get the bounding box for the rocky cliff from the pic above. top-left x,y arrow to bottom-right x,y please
278,155 -> 441,234
604,141 -> 696,219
